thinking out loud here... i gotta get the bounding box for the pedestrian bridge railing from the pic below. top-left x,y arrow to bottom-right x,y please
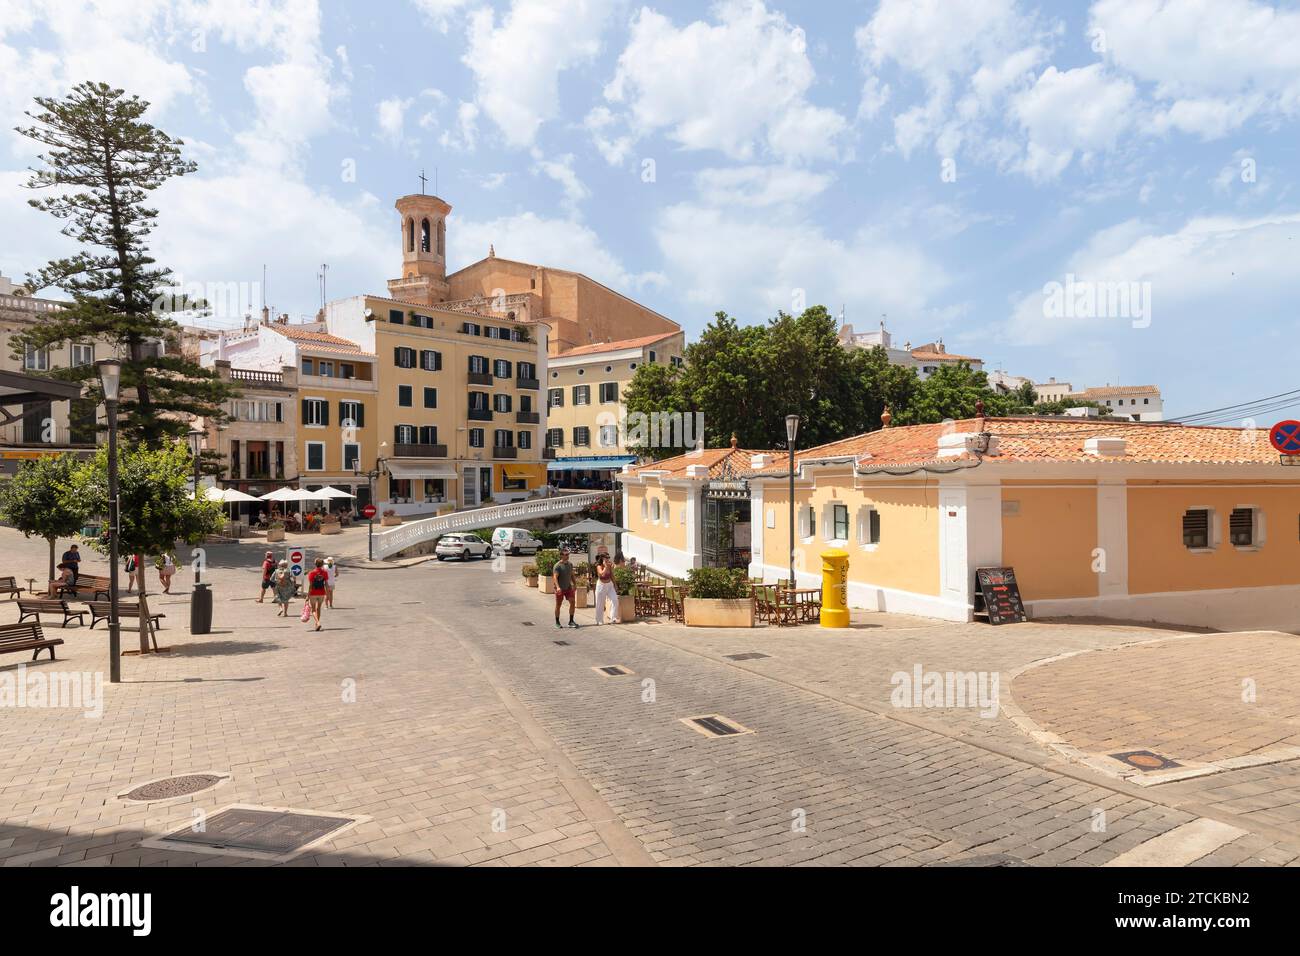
370,491 -> 613,560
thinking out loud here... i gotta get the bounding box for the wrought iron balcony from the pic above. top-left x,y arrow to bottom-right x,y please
393,443 -> 448,458
515,377 -> 540,390
467,371 -> 493,386
493,446 -> 518,459
468,407 -> 493,422
515,411 -> 540,424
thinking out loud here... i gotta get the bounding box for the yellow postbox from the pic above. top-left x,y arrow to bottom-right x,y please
820,548 -> 850,628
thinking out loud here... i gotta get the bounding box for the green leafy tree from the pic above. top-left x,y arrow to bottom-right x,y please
893,363 -> 1015,425
0,453 -> 92,582
13,81 -> 237,447
1032,398 -> 1112,417
73,441 -> 224,652
846,345 -> 921,435
622,360 -> 690,460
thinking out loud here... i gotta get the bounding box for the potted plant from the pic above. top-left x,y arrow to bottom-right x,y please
613,566 -> 637,622
683,567 -> 754,627
266,520 -> 285,543
522,564 -> 538,588
534,549 -> 559,594
319,513 -> 342,535
380,508 -> 403,527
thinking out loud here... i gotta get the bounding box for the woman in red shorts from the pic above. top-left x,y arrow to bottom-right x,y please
306,557 -> 329,631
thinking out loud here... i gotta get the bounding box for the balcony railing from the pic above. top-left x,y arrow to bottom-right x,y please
0,423 -> 96,448
516,377 -> 540,390
493,446 -> 518,459
516,411 -> 540,424
230,368 -> 283,384
393,443 -> 448,458
468,408 -> 493,422
467,371 -> 493,386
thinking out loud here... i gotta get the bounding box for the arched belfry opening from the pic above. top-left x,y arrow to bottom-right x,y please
421,218 -> 431,253
437,219 -> 445,256
406,217 -> 415,253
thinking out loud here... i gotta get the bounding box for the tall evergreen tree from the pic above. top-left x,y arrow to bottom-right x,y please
13,81 -> 236,446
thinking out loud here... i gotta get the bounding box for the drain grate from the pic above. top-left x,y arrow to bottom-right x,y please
681,714 -> 753,738
154,806 -> 359,859
122,773 -> 226,802
521,621 -> 535,626
1111,750 -> 1181,772
724,652 -> 771,661
553,640 -> 571,646
930,853 -> 1029,867
592,664 -> 633,676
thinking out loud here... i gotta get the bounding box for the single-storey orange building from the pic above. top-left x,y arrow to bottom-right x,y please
618,417 -> 1300,631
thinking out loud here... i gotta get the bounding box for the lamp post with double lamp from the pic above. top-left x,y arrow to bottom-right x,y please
785,414 -> 799,590
187,427 -> 203,585
186,426 -> 213,634
353,441 -> 388,561
96,359 -> 122,684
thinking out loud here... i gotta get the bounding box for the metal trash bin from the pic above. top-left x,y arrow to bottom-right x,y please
190,582 -> 213,634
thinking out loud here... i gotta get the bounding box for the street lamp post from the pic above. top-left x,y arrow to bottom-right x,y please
97,359 -> 122,684
785,414 -> 799,589
354,442 -> 388,561
187,427 -> 203,585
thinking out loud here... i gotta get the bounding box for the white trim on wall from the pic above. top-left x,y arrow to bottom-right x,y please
623,534 -> 696,580
749,561 -> 968,621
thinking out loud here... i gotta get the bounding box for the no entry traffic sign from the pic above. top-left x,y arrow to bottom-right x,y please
361,503 -> 377,519
289,548 -> 304,576
1269,420 -> 1300,455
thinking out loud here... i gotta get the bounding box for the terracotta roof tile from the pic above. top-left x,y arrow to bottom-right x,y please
556,330 -> 681,358
623,444 -> 779,480
268,324 -> 373,356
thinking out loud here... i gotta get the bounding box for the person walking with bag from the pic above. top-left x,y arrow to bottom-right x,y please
594,554 -> 620,625
257,550 -> 275,603
272,561 -> 295,616
305,557 -> 329,631
324,556 -> 337,608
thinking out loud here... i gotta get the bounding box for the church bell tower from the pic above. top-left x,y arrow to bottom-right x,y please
387,192 -> 451,306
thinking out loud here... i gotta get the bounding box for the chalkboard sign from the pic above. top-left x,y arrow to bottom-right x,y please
976,567 -> 1027,625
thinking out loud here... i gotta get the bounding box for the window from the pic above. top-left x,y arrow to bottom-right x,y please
548,388 -> 564,408
599,424 -> 618,447
343,443 -> 360,471
389,308 -> 404,324
485,326 -> 501,339
468,391 -> 489,412
832,504 -> 849,541
423,387 -> 437,409
517,361 -> 536,380
398,385 -> 412,407
1144,398 -> 1150,405
395,424 -> 416,444
318,361 -> 334,377
1229,508 -> 1257,547
411,313 -> 433,329
1182,509 -> 1210,549
800,505 -> 815,539
574,426 -> 591,447
858,507 -> 880,546
520,395 -> 533,413
640,499 -> 648,520
573,385 -> 591,405
306,442 -> 325,470
418,425 -> 438,446
649,350 -> 657,363
469,428 -> 484,448
420,349 -> 441,371
547,428 -> 564,448
339,400 -> 363,427
671,356 -> 684,368
599,382 -> 618,404
493,393 -> 513,413
340,362 -> 355,379
302,398 -> 328,426
494,430 -> 513,449
70,343 -> 93,367
461,321 -> 481,336
394,347 -> 415,369
518,431 -> 532,450
651,498 -> 661,522
494,359 -> 512,378
469,355 -> 489,375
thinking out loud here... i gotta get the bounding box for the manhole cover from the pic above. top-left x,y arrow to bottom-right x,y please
553,640 -> 571,646
725,652 -> 771,661
123,774 -> 225,802
681,714 -> 753,738
592,664 -> 633,676
1111,750 -> 1181,771
930,854 -> 1029,867
156,806 -> 358,858
521,621 -> 535,626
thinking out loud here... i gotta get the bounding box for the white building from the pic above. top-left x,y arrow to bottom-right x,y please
1033,378 -> 1165,421
838,322 -> 984,380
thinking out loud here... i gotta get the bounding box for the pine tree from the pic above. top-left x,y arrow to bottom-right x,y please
13,81 -> 237,446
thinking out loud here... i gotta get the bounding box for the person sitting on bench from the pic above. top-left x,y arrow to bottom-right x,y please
60,544 -> 81,587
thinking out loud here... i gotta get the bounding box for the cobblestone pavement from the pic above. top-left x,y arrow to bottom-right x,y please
3,528 -> 1300,867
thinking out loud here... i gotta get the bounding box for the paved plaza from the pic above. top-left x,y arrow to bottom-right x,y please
2,526 -> 1300,867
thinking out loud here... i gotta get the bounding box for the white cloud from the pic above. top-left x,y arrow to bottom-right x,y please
601,0 -> 848,163
439,100 -> 480,151
410,0 -> 474,34
1011,65 -> 1137,182
376,96 -> 412,144
583,106 -> 635,165
532,151 -> 591,212
450,211 -> 663,293
463,0 -> 614,148
1090,0 -> 1300,138
692,165 -> 832,208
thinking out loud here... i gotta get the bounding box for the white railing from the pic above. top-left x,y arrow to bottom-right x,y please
370,490 -> 612,559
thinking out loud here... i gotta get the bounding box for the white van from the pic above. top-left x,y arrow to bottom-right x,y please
491,527 -> 540,555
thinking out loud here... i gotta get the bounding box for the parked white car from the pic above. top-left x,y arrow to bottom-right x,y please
491,527 -> 541,555
435,533 -> 493,561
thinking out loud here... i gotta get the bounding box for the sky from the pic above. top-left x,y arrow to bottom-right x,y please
2,0 -> 1299,426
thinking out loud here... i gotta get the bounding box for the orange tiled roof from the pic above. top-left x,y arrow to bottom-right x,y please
556,330 -> 681,359
268,323 -> 373,356
1076,385 -> 1160,397
624,443 -> 779,480
910,348 -> 982,363
741,417 -> 1287,474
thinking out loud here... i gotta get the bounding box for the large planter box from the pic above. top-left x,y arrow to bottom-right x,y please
617,594 -> 636,622
572,586 -> 588,609
266,527 -> 285,543
525,576 -> 538,588
540,577 -> 555,594
380,515 -> 403,527
684,597 -> 755,628
319,522 -> 342,535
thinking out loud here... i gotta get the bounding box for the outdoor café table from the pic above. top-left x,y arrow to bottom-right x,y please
642,583 -> 667,615
781,587 -> 823,623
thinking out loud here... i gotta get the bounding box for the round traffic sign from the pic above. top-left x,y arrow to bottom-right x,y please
1269,420 -> 1300,455
290,549 -> 303,564
291,564 -> 303,576
361,504 -> 377,519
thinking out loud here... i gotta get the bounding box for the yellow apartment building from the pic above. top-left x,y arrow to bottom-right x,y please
619,417 -> 1300,632
545,330 -> 686,487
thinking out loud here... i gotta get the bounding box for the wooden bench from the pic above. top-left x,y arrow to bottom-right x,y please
53,574 -> 111,601
17,598 -> 88,628
0,622 -> 64,661
85,601 -> 164,632
0,576 -> 25,600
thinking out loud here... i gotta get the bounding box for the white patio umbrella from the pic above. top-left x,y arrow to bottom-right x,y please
312,486 -> 355,513
259,486 -> 316,522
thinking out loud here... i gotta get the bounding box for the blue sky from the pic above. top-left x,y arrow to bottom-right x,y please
3,0 -> 1300,424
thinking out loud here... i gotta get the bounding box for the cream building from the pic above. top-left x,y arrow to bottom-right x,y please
838,321 -> 984,379
1034,379 -> 1164,421
544,330 -> 686,486
204,360 -> 300,515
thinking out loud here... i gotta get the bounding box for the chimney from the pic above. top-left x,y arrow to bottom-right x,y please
1084,437 -> 1127,457
750,453 -> 772,469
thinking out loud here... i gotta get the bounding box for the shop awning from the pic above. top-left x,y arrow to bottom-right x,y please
546,455 -> 636,472
501,465 -> 536,480
386,460 -> 457,480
